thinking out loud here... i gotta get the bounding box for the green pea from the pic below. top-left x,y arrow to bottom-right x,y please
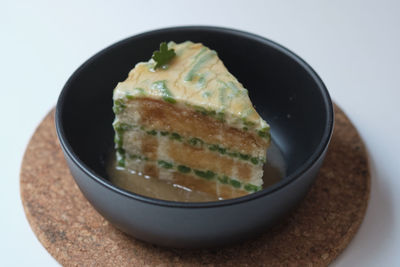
229,179 -> 241,188
194,170 -> 215,180
217,147 -> 226,154
208,144 -> 218,151
239,153 -> 250,160
228,152 -> 238,158
170,132 -> 182,141
244,184 -> 262,192
250,157 -> 259,165
146,130 -> 157,136
113,99 -> 126,114
177,165 -> 191,173
217,176 -> 229,184
158,160 -> 173,169
188,137 -> 204,147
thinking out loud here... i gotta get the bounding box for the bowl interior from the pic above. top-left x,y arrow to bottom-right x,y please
57,27 -> 332,197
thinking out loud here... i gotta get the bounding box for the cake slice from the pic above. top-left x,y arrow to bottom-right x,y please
112,41 -> 270,199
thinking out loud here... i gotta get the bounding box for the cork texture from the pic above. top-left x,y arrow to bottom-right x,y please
20,104 -> 370,266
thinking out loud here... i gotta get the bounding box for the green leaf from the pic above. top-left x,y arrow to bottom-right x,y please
152,42 -> 176,70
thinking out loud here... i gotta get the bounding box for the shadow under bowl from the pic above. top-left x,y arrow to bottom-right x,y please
55,26 -> 334,248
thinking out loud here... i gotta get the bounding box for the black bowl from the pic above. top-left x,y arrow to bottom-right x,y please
55,26 -> 333,248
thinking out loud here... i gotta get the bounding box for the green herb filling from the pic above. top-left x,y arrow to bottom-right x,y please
177,165 -> 191,173
194,170 -> 216,180
158,160 -> 173,169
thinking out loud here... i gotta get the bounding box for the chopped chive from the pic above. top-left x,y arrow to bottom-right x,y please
217,147 -> 226,154
117,147 -> 125,154
194,106 -> 208,115
228,152 -> 238,158
258,131 -> 267,137
239,153 -> 250,160
258,130 -> 270,140
194,170 -> 215,180
116,149 -> 125,167
124,88 -> 145,100
128,154 -> 148,161
208,144 -> 218,151
177,165 -> 191,173
208,110 -> 216,116
250,157 -> 259,165
114,135 -> 122,148
158,160 -> 173,169
146,130 -> 157,136
113,122 -> 130,133
188,137 -> 203,147
259,125 -> 270,132
184,50 -> 216,81
151,80 -> 176,104
117,158 -> 125,167
125,93 -> 134,100
170,132 -> 182,141
163,96 -> 176,104
217,175 -> 229,184
229,179 -> 241,188
113,99 -> 126,114
244,184 -> 262,192
243,119 -> 255,127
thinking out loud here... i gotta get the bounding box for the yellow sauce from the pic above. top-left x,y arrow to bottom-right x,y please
106,142 -> 285,202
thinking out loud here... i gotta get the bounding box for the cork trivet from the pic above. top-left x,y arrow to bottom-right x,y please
20,104 -> 370,266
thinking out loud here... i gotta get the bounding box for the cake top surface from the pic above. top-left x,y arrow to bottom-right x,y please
113,41 -> 269,132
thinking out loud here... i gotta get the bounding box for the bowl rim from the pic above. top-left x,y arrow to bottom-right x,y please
56,25 -> 334,209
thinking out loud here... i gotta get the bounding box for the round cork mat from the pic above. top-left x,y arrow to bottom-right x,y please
20,104 -> 370,266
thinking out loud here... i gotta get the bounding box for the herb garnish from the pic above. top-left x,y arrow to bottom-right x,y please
152,42 -> 176,70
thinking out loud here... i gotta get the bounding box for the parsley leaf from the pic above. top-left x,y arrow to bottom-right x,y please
152,42 -> 176,70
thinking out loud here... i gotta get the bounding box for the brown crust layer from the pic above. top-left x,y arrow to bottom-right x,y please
143,163 -> 158,178
137,98 -> 267,155
168,141 -> 253,181
141,133 -> 158,160
126,133 -> 255,182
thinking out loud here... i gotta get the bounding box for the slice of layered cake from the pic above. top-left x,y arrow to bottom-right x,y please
112,41 -> 270,199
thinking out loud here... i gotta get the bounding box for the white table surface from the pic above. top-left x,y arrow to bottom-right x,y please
2,0 -> 400,266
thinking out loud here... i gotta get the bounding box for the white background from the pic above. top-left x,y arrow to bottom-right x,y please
1,0 -> 400,266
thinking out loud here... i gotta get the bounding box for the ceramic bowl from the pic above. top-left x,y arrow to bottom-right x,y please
56,26 -> 334,248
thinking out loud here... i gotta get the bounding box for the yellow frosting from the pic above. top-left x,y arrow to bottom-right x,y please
113,41 -> 269,132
